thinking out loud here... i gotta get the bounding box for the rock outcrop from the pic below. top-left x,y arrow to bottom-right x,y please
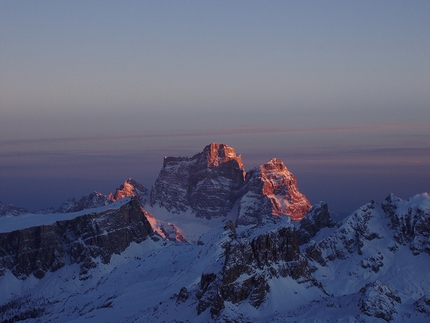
305,194 -> 430,267
196,219 -> 319,318
150,143 -> 246,219
296,201 -> 336,245
359,280 -> 401,322
0,198 -> 153,280
145,212 -> 186,242
236,158 -> 312,225
415,295 -> 430,316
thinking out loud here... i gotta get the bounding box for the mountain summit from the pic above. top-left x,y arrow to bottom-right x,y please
150,143 -> 310,222
150,143 -> 246,218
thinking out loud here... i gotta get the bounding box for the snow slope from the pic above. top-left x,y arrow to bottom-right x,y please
0,198 -> 132,233
1,193 -> 429,322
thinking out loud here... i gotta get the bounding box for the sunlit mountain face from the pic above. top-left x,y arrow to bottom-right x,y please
1,143 -> 429,322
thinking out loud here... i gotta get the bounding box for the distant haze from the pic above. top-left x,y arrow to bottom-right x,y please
1,1 -> 429,213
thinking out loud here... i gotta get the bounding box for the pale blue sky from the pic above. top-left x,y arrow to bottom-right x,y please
1,1 -> 429,212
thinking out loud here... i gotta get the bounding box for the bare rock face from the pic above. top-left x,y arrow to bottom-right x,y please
236,158 -> 311,225
0,198 -> 153,280
150,143 -> 246,219
196,219 -> 319,318
359,280 -> 401,322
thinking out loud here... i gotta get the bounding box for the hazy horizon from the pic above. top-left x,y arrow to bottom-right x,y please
1,1 -> 429,214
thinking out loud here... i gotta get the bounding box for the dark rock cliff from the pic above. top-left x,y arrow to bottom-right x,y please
0,198 -> 153,280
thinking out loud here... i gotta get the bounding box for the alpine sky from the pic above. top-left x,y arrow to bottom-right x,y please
1,1 -> 429,213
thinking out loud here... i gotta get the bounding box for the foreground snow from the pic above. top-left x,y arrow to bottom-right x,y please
1,193 -> 429,322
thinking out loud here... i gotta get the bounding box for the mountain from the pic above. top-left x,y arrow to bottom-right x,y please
150,143 -> 310,223
0,143 -> 429,322
0,201 -> 29,216
194,217 -> 323,317
57,178 -> 148,213
150,143 -> 246,218
302,193 -> 430,322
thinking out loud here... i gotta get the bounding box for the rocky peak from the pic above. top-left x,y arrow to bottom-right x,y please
296,201 -> 336,245
150,143 -> 245,218
359,280 -> 401,322
108,178 -> 148,207
195,218 -> 320,318
191,143 -> 245,182
260,158 -> 311,220
56,179 -> 148,213
202,142 -> 244,169
236,158 -> 311,225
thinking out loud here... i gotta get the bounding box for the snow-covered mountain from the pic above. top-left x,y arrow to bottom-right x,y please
0,201 -> 29,217
0,143 -> 429,322
150,143 -> 310,223
56,178 -> 148,213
